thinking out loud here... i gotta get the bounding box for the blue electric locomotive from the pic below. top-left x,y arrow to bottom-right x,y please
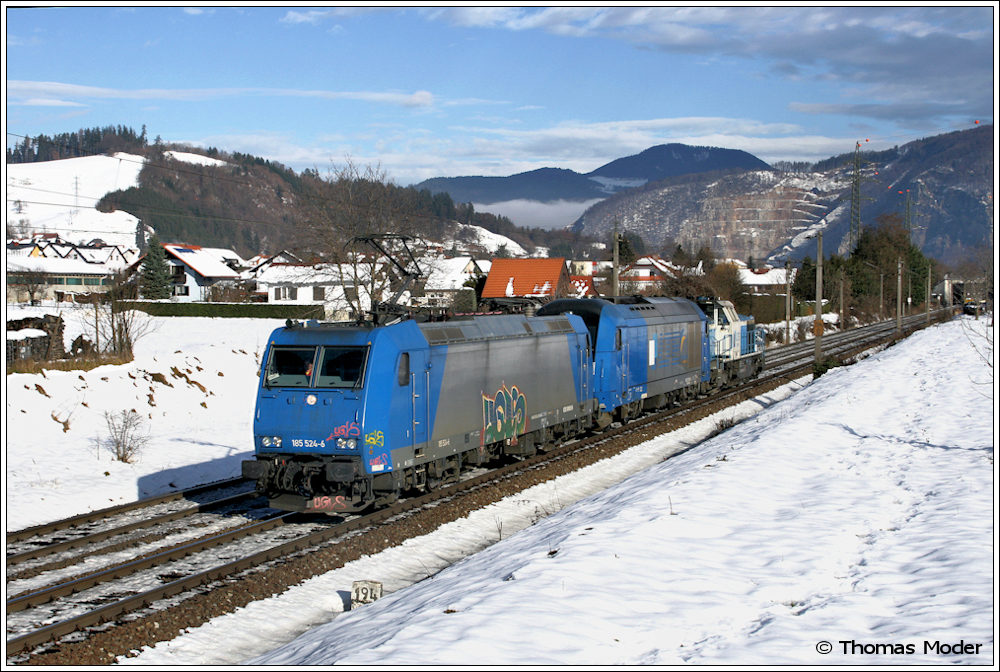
243,295 -> 765,514
244,313 -> 594,513
537,296 -> 711,425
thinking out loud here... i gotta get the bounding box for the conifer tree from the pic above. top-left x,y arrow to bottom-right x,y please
140,236 -> 172,300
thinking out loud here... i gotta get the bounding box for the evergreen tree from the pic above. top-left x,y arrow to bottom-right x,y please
846,214 -> 933,306
793,256 -> 816,302
140,236 -> 172,300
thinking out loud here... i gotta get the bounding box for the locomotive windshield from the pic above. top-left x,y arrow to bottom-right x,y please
264,345 -> 369,389
315,346 -> 368,389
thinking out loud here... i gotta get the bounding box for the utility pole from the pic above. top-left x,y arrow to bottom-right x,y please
814,232 -> 823,363
904,190 -> 913,238
908,273 -> 913,317
926,264 -> 931,326
849,144 -> 863,249
840,273 -> 845,330
612,222 -> 620,299
785,258 -> 791,345
896,257 -> 903,332
848,143 -> 877,250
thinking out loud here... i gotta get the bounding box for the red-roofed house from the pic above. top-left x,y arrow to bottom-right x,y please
481,258 -> 571,300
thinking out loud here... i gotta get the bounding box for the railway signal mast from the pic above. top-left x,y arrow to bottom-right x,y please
849,141 -> 877,251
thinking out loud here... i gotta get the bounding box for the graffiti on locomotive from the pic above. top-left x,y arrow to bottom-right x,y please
482,383 -> 528,445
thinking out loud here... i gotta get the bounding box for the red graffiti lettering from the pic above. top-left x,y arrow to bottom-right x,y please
310,495 -> 348,511
331,421 -> 360,438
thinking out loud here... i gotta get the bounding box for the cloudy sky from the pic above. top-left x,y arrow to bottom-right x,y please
5,5 -> 996,188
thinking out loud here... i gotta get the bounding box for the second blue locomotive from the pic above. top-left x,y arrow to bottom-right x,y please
243,296 -> 764,513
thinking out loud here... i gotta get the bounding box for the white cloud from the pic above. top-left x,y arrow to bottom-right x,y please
12,98 -> 86,107
5,81 -> 437,109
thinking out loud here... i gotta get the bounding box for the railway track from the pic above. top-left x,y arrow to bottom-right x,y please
5,309 -> 952,662
6,480 -> 258,565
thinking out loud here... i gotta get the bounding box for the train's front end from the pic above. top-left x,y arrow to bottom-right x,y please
244,321 -> 389,514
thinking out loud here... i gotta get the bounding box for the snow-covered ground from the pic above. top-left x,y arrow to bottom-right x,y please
5,306 -> 994,665
445,223 -> 528,257
5,304 -> 279,530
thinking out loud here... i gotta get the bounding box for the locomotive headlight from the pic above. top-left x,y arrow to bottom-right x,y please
261,436 -> 283,448
336,438 -> 357,449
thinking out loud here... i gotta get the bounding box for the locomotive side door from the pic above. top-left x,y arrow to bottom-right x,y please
408,349 -> 429,450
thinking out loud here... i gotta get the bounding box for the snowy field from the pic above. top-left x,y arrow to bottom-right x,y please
6,304 -> 279,530
5,307 -> 994,665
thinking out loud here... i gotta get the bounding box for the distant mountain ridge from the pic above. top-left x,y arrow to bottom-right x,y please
571,125 -> 993,267
412,144 -> 772,204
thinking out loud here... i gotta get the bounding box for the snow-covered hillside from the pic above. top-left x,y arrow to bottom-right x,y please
6,154 -> 146,248
444,222 -> 528,257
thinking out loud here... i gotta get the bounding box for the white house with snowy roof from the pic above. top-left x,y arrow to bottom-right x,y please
414,255 -> 484,308
6,254 -> 115,303
161,244 -> 242,301
250,262 -> 393,321
739,264 -> 796,294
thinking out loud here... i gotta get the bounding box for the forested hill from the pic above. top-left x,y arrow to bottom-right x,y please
7,126 -> 595,259
7,125 -> 152,163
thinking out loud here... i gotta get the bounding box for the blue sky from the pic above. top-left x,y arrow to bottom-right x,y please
5,5 -> 996,189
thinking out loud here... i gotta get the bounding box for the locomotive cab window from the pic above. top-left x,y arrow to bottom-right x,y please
397,352 -> 410,386
264,346 -> 317,387
315,346 -> 369,389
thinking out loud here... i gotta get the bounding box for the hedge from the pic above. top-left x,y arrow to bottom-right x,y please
122,301 -> 325,319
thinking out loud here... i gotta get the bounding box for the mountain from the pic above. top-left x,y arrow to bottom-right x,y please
412,144 -> 773,205
414,168 -> 605,204
571,125 -> 993,266
589,143 -> 772,182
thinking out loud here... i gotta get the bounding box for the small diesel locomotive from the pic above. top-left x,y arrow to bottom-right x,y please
242,295 -> 764,514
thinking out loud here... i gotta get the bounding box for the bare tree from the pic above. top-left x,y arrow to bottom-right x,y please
707,262 -> 751,314
303,158 -> 421,320
92,272 -> 158,360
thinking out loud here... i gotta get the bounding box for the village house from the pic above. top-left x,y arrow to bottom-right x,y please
160,243 -> 243,301
569,275 -> 599,297
480,257 -> 573,303
413,255 -> 485,309
738,264 -> 796,295
6,254 -> 116,303
618,255 -> 686,291
9,234 -> 139,270
248,260 -> 392,321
